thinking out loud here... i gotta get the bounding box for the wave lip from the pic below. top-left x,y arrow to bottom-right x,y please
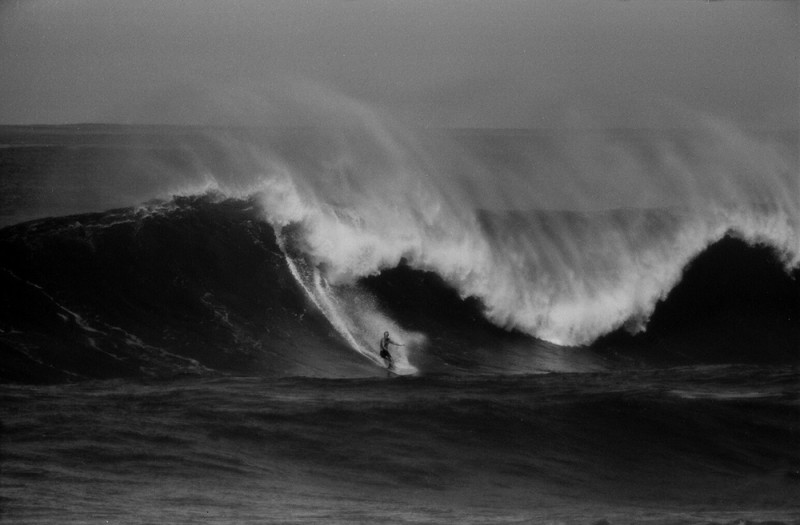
258,170 -> 799,348
229,120 -> 799,348
595,235 -> 800,366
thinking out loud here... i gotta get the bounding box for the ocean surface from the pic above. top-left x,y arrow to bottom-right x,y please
1,123 -> 798,524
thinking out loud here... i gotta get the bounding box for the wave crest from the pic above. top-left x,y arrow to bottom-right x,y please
230,116 -> 798,346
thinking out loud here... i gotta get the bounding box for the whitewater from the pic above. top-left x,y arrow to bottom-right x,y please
101,102 -> 799,350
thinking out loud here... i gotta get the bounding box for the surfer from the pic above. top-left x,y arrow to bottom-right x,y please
379,331 -> 403,369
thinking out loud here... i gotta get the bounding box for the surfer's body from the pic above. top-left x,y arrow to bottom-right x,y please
379,331 -> 402,369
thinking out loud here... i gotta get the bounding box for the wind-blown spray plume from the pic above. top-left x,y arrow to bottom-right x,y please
158,89 -> 797,347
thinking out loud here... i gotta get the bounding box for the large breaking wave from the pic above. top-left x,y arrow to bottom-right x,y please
0,96 -> 798,381
221,109 -> 798,347
1,194 -> 797,383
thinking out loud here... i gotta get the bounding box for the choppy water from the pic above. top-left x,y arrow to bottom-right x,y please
2,367 -> 799,524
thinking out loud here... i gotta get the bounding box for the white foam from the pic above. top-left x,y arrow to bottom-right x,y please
146,95 -> 798,348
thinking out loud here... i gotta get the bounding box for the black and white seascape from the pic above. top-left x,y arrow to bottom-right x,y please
1,3 -> 798,524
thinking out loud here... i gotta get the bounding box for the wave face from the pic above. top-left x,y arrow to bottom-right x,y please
0,197 -> 379,382
0,116 -> 798,381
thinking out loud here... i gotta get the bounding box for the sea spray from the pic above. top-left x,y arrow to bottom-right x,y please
3,92 -> 796,347
219,101 -> 799,345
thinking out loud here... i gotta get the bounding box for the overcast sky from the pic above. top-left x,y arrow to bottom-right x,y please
0,1 -> 796,128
